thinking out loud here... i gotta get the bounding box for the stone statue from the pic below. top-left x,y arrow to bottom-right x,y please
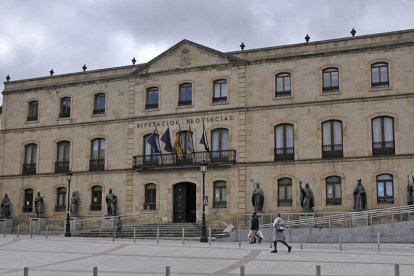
1,193 -> 11,218
353,179 -> 367,211
408,176 -> 414,205
299,181 -> 314,212
251,180 -> 264,212
34,192 -> 45,217
106,188 -> 118,216
70,191 -> 80,217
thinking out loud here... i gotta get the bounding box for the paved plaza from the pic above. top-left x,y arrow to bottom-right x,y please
0,235 -> 413,276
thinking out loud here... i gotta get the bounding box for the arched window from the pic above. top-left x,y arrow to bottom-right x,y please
90,138 -> 106,171
274,124 -> 294,161
144,183 -> 156,210
146,87 -> 159,109
56,187 -> 67,212
275,72 -> 291,97
23,143 -> 37,175
59,97 -> 71,118
326,176 -> 342,205
23,188 -> 34,212
56,141 -> 70,173
372,116 -> 394,156
27,100 -> 39,121
322,68 -> 339,92
322,120 -> 343,158
377,174 -> 394,204
178,83 -> 192,106
371,62 -> 389,88
213,181 -> 227,208
90,185 -> 102,211
213,79 -> 228,103
93,93 -> 106,114
278,178 -> 292,206
211,128 -> 229,162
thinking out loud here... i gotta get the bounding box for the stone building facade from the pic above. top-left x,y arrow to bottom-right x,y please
1,29 -> 414,229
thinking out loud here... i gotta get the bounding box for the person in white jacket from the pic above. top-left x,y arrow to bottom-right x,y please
271,214 -> 292,253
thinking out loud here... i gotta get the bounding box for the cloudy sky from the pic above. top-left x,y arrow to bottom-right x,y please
1,0 -> 414,105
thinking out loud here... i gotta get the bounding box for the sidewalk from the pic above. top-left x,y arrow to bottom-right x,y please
0,235 -> 413,275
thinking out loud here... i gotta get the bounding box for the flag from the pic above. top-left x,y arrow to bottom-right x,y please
147,130 -> 160,153
173,132 -> 183,157
160,127 -> 173,153
199,123 -> 210,151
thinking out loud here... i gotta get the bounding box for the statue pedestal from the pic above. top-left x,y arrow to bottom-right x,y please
102,216 -> 115,229
352,212 -> 368,227
0,218 -> 13,233
63,217 -> 81,231
30,218 -> 48,233
299,213 -> 315,227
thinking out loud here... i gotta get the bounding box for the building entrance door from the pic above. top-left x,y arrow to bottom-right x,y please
173,182 -> 196,223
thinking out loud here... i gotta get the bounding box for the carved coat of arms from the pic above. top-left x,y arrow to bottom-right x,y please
179,48 -> 191,67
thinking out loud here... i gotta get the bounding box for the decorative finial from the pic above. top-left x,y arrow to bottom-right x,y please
6,75 -> 10,82
82,64 -> 87,72
240,42 -> 245,51
351,28 -> 356,37
131,57 -> 136,65
305,34 -> 310,43
50,69 -> 54,76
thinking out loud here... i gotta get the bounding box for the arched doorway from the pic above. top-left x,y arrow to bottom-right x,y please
173,182 -> 196,223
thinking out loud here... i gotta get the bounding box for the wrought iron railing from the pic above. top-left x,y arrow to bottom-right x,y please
322,144 -> 343,158
90,204 -> 102,211
93,108 -> 105,115
372,141 -> 395,156
26,115 -> 38,121
55,205 -> 66,212
133,150 -> 236,169
55,161 -> 70,173
275,90 -> 291,97
58,112 -> 70,118
326,198 -> 342,205
22,163 -> 36,175
89,159 -> 105,171
371,81 -> 389,88
145,103 -> 158,109
212,96 -> 227,103
178,100 -> 192,106
322,86 -> 339,93
274,147 -> 294,161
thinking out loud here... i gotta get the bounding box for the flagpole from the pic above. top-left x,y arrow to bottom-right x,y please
155,127 -> 164,165
188,122 -> 196,163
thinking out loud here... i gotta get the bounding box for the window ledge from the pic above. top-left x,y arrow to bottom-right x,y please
144,108 -> 160,112
177,104 -> 194,109
211,101 -> 229,106
369,86 -> 392,92
320,91 -> 342,96
91,113 -> 106,117
273,95 -> 293,100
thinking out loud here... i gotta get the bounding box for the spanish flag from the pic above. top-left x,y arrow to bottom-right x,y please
173,132 -> 183,157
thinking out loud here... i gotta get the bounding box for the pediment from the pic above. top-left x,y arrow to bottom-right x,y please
132,40 -> 244,75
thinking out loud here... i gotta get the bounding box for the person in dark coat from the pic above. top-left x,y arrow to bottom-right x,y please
249,212 -> 262,244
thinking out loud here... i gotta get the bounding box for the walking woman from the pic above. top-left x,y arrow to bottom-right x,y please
271,215 -> 292,253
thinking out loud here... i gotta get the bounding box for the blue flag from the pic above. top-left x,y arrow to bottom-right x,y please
147,131 -> 160,153
160,128 -> 173,153
199,123 -> 209,151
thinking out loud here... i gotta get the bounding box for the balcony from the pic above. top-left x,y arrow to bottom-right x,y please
372,141 -> 395,156
133,150 -> 236,170
145,103 -> 159,109
93,108 -> 105,115
26,115 -> 38,121
55,161 -> 70,173
274,147 -> 294,161
377,196 -> 394,204
326,198 -> 342,206
371,81 -> 389,89
322,144 -> 343,158
322,86 -> 339,93
212,96 -> 227,103
178,100 -> 192,106
22,163 -> 36,175
89,159 -> 105,171
275,90 -> 291,97
58,112 -> 70,118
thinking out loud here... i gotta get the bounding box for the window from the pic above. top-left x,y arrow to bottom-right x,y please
175,131 -> 194,164
144,183 -> 156,210
90,185 -> 102,211
274,124 -> 294,161
55,187 -> 67,212
371,62 -> 389,88
23,143 -> 37,175
322,120 -> 343,158
326,176 -> 342,205
93,93 -> 106,115
23,188 -> 33,212
213,79 -> 228,103
322,68 -> 339,92
372,116 -> 395,155
145,87 -> 159,109
278,178 -> 292,206
275,73 -> 291,97
27,100 -> 39,121
178,83 -> 192,106
213,181 -> 227,208
90,138 -> 106,171
211,128 -> 229,162
59,97 -> 71,118
143,133 -> 160,165
55,141 -> 70,173
377,174 -> 394,204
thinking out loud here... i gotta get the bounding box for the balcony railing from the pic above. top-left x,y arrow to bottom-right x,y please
145,103 -> 159,109
93,108 -> 105,115
89,159 -> 105,171
278,199 -> 292,207
133,150 -> 236,170
274,147 -> 294,161
322,144 -> 343,158
326,198 -> 342,206
372,141 -> 395,156
178,100 -> 192,106
213,201 -> 227,208
377,196 -> 394,204
55,205 -> 66,212
58,112 -> 70,118
22,163 -> 36,175
322,86 -> 339,93
212,96 -> 227,103
275,91 -> 291,97
371,81 -> 389,88
22,205 -> 33,212
55,161 -> 70,173
26,115 -> 38,121
90,204 -> 102,211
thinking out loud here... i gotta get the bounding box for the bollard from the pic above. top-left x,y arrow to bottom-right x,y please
394,264 -> 400,276
30,220 -> 33,238
339,231 -> 342,251
3,221 -> 5,237
240,265 -> 245,276
269,227 -> 272,248
17,225 -> 20,238
238,228 -> 241,247
316,265 -> 321,276
165,266 -> 170,276
157,227 -> 159,244
112,228 -> 115,242
24,267 -> 29,276
93,266 -> 98,276
300,228 -> 303,250
45,225 -> 48,239
208,227 -> 211,246
377,232 -> 381,252
182,227 -> 185,245
133,227 -> 136,243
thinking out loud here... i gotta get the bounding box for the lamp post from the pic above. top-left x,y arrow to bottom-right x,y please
200,160 -> 208,242
64,171 -> 73,237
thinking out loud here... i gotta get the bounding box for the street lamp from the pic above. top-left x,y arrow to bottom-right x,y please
64,171 -> 73,237
200,160 -> 208,242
